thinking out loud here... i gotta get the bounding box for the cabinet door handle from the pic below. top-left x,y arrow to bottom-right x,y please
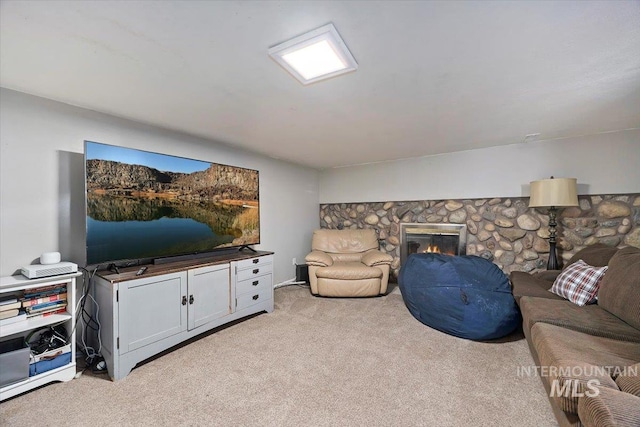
252,280 -> 259,286
252,294 -> 259,300
189,295 -> 194,305
182,296 -> 187,306
253,268 -> 259,274
252,259 -> 259,264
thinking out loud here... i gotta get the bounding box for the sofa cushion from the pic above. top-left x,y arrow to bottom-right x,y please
520,297 -> 640,342
615,362 -> 640,397
531,323 -> 640,414
578,386 -> 640,427
316,262 -> 382,280
510,271 -> 564,303
549,260 -> 608,306
565,243 -> 619,270
597,246 -> 640,330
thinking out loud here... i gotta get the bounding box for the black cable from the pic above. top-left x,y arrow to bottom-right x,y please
71,266 -> 102,366
67,268 -> 87,343
68,267 -> 95,343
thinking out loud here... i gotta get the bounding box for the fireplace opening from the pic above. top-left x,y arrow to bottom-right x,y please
400,223 -> 467,266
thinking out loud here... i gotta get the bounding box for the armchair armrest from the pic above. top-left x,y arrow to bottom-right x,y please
361,250 -> 393,267
305,251 -> 333,267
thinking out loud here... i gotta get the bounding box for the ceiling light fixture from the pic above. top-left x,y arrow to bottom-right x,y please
268,23 -> 358,85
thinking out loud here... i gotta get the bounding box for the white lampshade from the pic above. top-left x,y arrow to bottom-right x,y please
529,178 -> 579,208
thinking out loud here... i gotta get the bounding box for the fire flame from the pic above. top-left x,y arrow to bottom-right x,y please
423,244 -> 440,253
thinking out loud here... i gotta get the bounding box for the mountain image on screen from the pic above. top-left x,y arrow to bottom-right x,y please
85,142 -> 260,265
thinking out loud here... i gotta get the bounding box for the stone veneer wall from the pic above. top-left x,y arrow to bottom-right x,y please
319,194 -> 640,280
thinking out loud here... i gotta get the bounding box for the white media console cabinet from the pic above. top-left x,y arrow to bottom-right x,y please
93,251 -> 274,381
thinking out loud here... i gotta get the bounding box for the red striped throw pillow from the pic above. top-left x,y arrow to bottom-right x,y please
550,259 -> 608,306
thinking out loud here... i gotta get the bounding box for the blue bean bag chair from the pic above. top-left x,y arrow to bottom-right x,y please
398,253 -> 521,340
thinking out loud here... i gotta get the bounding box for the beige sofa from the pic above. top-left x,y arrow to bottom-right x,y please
305,229 -> 393,297
510,244 -> 640,426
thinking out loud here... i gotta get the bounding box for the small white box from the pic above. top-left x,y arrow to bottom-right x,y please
30,344 -> 71,364
21,262 -> 78,279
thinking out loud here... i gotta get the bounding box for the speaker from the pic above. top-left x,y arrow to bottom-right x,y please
295,264 -> 309,284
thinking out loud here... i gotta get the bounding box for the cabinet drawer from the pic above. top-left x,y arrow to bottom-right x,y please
236,288 -> 271,311
237,264 -> 272,282
236,256 -> 273,271
236,274 -> 272,296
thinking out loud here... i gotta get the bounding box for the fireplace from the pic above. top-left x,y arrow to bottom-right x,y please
400,223 -> 467,265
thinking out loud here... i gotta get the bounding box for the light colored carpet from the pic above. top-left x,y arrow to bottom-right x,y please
1,285 -> 557,426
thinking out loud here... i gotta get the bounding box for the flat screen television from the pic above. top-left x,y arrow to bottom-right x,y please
84,141 -> 260,266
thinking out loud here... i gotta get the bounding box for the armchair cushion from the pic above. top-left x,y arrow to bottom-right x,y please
361,250 -> 393,267
312,229 -> 378,253
331,253 -> 365,263
305,250 -> 334,267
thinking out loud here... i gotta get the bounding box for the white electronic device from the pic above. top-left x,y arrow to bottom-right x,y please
40,251 -> 61,265
21,262 -> 78,279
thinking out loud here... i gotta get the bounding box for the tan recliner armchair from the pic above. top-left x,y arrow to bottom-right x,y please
305,229 -> 393,297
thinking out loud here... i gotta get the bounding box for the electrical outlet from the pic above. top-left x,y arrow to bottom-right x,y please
292,257 -> 297,266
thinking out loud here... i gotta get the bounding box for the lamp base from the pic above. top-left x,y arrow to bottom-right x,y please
547,206 -> 559,270
547,241 -> 559,270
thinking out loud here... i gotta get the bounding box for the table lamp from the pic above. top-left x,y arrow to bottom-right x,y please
529,177 -> 579,270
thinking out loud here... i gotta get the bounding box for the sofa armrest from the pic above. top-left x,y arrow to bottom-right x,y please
532,270 -> 562,283
361,250 -> 393,267
578,385 -> 640,427
305,251 -> 333,267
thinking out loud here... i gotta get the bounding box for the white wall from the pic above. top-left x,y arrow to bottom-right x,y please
0,89 -> 320,282
319,129 -> 640,203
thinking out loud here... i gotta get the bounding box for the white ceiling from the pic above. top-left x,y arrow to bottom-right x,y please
1,1 -> 639,169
